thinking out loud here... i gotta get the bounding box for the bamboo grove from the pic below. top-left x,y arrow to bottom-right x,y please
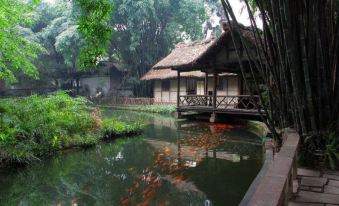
220,0 -> 338,155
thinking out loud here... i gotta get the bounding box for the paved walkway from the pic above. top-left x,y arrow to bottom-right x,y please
289,168 -> 339,206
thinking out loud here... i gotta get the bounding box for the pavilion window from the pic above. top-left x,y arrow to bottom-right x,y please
217,78 -> 228,91
186,79 -> 197,95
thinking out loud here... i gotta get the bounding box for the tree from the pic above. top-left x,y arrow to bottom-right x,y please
0,0 -> 114,84
76,0 -> 114,69
220,0 -> 339,167
38,1 -> 82,73
110,0 -> 207,95
0,0 -> 44,82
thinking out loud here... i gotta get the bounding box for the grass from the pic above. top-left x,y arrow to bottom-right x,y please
106,105 -> 176,115
0,92 -> 145,167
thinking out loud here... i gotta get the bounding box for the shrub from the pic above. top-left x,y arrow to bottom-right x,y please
0,92 -> 103,165
103,117 -> 146,138
0,92 -> 146,167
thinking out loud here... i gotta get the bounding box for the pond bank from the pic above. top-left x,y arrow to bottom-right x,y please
100,104 -> 176,115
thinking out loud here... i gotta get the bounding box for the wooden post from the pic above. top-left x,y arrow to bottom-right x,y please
210,70 -> 218,123
213,70 -> 217,109
205,72 -> 208,95
177,71 -> 181,107
205,72 -> 208,106
176,71 -> 181,119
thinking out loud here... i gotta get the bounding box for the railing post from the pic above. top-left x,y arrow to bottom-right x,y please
177,71 -> 180,108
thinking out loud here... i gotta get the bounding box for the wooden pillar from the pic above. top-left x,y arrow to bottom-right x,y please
176,71 -> 181,119
177,71 -> 181,107
205,72 -> 208,106
210,70 -> 218,123
213,70 -> 217,109
205,72 -> 208,95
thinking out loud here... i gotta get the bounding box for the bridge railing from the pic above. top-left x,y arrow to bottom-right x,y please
179,95 -> 261,110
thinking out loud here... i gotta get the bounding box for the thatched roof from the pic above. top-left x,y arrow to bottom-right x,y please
152,23 -> 256,70
141,68 -> 235,80
141,68 -> 204,80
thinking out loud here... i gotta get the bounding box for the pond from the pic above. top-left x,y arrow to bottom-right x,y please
0,110 -> 263,206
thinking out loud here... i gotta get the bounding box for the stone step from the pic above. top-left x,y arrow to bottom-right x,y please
293,180 -> 299,193
328,180 -> 339,187
324,170 -> 339,176
300,177 -> 327,187
323,174 -> 339,181
297,168 -> 321,177
324,185 -> 339,195
294,191 -> 339,204
288,202 -> 323,206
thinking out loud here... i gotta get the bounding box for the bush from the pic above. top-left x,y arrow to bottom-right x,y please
0,92 -> 102,165
0,92 -> 146,167
103,117 -> 146,138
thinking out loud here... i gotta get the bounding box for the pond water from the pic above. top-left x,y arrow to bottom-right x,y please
0,110 -> 263,206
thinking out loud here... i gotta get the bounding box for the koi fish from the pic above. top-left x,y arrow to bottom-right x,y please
120,198 -> 129,205
135,182 -> 140,190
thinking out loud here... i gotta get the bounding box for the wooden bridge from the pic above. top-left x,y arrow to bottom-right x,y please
176,94 -> 263,122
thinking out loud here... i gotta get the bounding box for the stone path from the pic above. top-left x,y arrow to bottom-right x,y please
289,168 -> 339,206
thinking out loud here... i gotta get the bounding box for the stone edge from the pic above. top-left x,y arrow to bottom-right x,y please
240,128 -> 300,206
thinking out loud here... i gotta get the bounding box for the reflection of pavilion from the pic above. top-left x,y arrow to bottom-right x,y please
145,138 -> 255,165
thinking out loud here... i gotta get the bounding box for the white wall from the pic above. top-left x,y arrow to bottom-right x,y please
170,80 -> 177,103
154,80 -> 162,102
80,77 -> 110,96
228,76 -> 239,95
154,79 -> 185,103
153,76 -> 239,103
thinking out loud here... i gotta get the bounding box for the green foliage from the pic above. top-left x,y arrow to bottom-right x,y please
0,92 -> 102,165
55,25 -> 82,68
103,117 -> 146,137
37,1 -> 82,72
76,0 -> 113,70
324,131 -> 339,170
0,0 -> 44,82
300,121 -> 339,169
0,92 -> 146,167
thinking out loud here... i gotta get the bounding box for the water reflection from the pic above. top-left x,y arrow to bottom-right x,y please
0,110 -> 263,206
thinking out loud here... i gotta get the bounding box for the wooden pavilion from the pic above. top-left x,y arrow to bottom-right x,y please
146,23 -> 263,122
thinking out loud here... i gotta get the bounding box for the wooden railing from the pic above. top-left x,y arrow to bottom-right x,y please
179,95 -> 260,110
